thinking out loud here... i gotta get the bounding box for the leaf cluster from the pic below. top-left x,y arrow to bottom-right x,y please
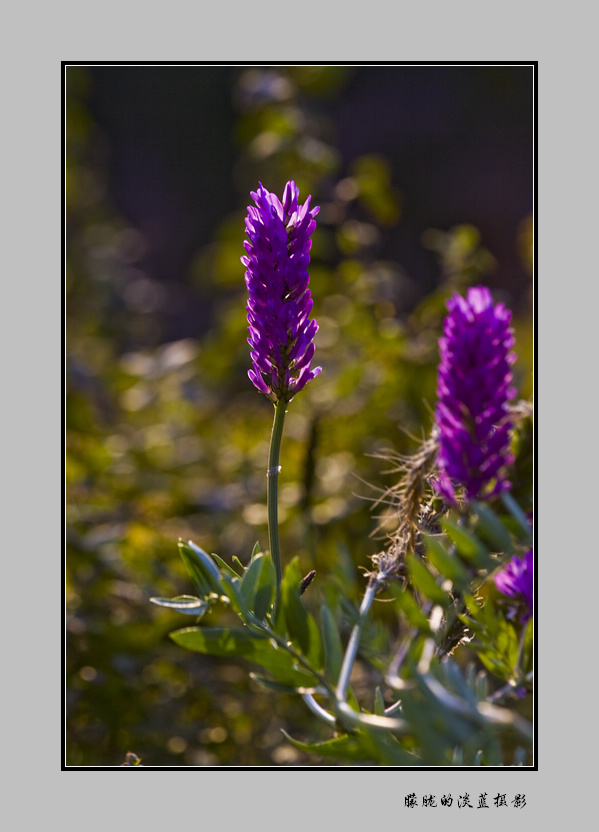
160,460 -> 534,767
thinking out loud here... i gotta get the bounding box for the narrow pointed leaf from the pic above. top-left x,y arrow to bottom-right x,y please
178,539 -> 224,597
359,725 -> 422,766
249,673 -> 319,694
178,542 -> 213,597
374,687 -> 386,716
471,502 -> 514,554
406,553 -> 448,604
424,534 -> 469,588
232,555 -> 246,572
440,518 -> 493,570
219,572 -> 245,616
171,626 -> 318,688
394,589 -> 432,633
210,551 -> 243,578
240,552 -> 266,610
281,730 -> 374,762
149,595 -> 208,616
185,540 -> 222,582
253,554 -> 276,620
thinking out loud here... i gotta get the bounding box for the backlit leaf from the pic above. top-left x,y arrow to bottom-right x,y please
171,626 -> 318,688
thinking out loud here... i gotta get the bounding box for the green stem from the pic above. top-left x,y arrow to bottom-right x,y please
267,399 -> 287,613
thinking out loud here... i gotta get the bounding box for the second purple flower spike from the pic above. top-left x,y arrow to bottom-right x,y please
495,550 -> 534,621
242,181 -> 322,404
434,286 -> 517,503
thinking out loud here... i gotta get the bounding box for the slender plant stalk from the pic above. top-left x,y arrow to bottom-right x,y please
336,577 -> 381,703
267,400 -> 287,612
301,693 -> 336,726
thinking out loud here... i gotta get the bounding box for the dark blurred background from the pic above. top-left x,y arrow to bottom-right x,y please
65,64 -> 534,767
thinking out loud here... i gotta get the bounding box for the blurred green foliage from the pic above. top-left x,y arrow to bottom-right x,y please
65,65 -> 533,766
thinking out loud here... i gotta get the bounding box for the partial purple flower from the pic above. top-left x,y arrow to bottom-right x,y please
495,550 -> 533,621
433,286 -> 517,503
242,181 -> 322,404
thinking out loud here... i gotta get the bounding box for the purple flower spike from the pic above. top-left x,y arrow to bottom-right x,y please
495,550 -> 533,621
434,286 -> 517,503
242,181 -> 322,403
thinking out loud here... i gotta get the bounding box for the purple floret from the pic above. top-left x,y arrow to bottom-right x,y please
242,181 -> 322,403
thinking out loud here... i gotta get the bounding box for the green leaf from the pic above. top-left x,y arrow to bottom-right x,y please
394,588 -> 432,633
471,502 -> 515,555
424,534 -> 469,589
218,572 -> 245,616
178,539 -> 224,597
210,551 -> 243,578
495,618 -> 520,668
253,555 -> 276,620
240,552 -> 267,611
460,595 -> 527,681
440,659 -> 478,708
171,626 -> 318,688
232,555 -> 246,573
373,687 -> 386,716
406,553 -> 448,604
321,604 -> 343,684
249,673 -> 319,694
401,680 -> 475,762
171,626 -> 256,656
462,591 -> 484,621
276,557 -> 324,669
501,492 -> 533,543
476,649 -> 513,679
440,517 -> 493,570
149,595 -> 209,616
281,730 -> 374,762
178,542 -> 213,597
521,617 -> 534,674
358,725 -> 422,766
185,540 -> 222,582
